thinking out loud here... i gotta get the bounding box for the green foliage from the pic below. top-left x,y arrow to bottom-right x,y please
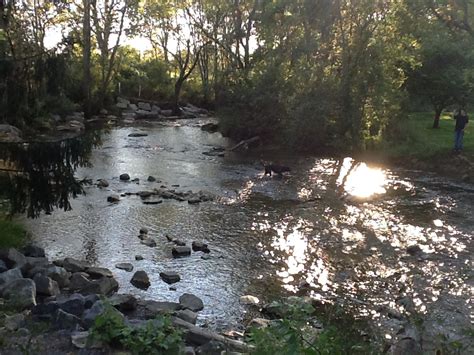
0,217 -> 28,249
90,304 -> 184,355
248,298 -> 372,355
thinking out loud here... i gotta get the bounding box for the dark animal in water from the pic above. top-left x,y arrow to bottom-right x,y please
262,161 -> 291,176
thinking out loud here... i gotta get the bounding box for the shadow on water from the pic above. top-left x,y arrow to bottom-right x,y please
0,131 -> 104,217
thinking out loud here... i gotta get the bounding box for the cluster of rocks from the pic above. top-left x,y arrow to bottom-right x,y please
116,97 -> 210,124
0,246 -> 248,354
104,173 -> 216,205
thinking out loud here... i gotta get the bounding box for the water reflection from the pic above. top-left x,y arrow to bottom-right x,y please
0,131 -> 103,217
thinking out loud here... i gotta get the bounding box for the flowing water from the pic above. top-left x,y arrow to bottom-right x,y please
6,119 -> 473,351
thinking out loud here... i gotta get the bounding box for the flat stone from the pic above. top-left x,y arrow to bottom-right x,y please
192,241 -> 210,253
115,263 -> 134,272
179,293 -> 204,312
160,271 -> 181,284
143,200 -> 163,205
128,133 -> 148,137
140,238 -> 157,247
172,246 -> 192,258
86,266 -> 113,279
62,258 -> 88,273
130,270 -> 150,290
175,309 -> 198,325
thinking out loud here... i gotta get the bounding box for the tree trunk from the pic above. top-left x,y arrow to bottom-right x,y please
433,108 -> 442,128
83,0 -> 92,119
173,79 -> 184,115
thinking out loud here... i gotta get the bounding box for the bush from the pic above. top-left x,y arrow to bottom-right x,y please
0,218 -> 29,249
90,304 -> 184,354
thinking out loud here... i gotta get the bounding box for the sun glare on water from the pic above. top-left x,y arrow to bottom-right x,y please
342,160 -> 387,198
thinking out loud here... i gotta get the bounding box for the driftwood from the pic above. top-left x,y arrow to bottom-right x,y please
228,136 -> 260,151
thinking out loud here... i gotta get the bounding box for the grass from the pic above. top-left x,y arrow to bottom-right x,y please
0,213 -> 29,249
380,111 -> 473,159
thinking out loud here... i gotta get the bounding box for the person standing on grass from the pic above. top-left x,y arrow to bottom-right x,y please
453,108 -> 469,152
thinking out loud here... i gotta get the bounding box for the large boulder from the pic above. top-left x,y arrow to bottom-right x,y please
3,278 -> 37,309
83,300 -> 124,329
0,268 -> 23,294
32,301 -> 60,320
33,274 -> 60,296
21,257 -> 49,275
54,309 -> 82,330
138,102 -> 152,111
70,272 -> 119,296
41,265 -> 70,288
179,293 -> 204,312
0,248 -> 27,269
130,271 -> 150,290
138,300 -> 182,319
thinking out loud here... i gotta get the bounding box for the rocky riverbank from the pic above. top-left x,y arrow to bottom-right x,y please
0,245 -> 253,354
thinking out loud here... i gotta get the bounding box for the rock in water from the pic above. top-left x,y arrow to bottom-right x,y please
179,293 -> 204,312
172,246 -> 191,258
115,263 -> 134,272
131,271 -> 150,290
107,195 -> 120,203
160,271 -> 181,284
119,173 -> 130,181
240,295 -> 260,305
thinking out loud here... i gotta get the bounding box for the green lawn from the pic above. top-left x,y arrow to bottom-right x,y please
382,111 -> 473,159
0,211 -> 28,249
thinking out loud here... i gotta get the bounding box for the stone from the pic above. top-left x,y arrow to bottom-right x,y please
240,295 -> 260,305
55,309 -> 82,330
109,294 -> 137,312
97,179 -> 109,188
139,300 -> 182,318
0,268 -> 23,292
195,341 -> 226,354
187,197 -> 201,204
192,241 -> 210,253
201,255 -> 211,260
0,260 -> 7,273
0,124 -> 22,142
84,294 -> 100,309
131,270 -> 150,289
107,194 -> 120,203
175,309 -> 198,325
33,274 -> 60,296
120,173 -> 131,181
173,239 -> 186,246
201,123 -> 219,132
138,191 -> 153,198
139,227 -> 149,235
138,102 -> 152,111
161,109 -> 173,116
4,314 -> 25,331
21,257 -> 49,274
172,246 -> 192,258
70,272 -> 91,291
41,265 -> 70,288
63,258 -> 88,273
32,301 -> 59,320
160,271 -> 181,284
88,276 -> 119,296
129,103 -> 138,111
3,278 -> 36,309
406,245 -> 422,256
86,266 -> 113,279
0,248 -> 27,269
140,238 -> 157,247
57,293 -> 86,317
184,346 -> 196,355
71,331 -> 90,349
147,176 -> 156,182
143,200 -> 163,205
179,293 -> 204,312
115,263 -> 134,272
22,245 -> 46,258
83,300 -> 124,329
135,255 -> 144,261
128,132 -> 148,137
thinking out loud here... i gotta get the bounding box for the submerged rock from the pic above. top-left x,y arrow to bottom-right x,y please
147,176 -> 156,182
107,194 -> 120,203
